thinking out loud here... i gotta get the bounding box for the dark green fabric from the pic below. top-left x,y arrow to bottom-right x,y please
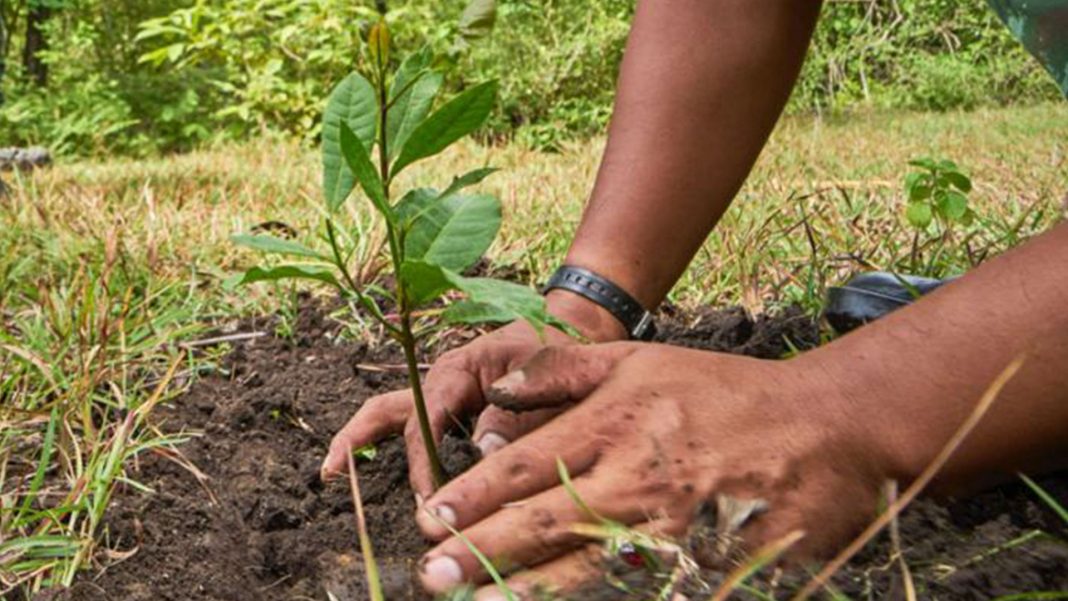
988,0 -> 1068,96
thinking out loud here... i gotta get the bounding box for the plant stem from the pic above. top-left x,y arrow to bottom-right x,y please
325,218 -> 399,337
374,50 -> 447,488
399,313 -> 447,488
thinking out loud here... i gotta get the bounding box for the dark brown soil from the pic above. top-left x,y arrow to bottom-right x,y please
45,303 -> 1068,601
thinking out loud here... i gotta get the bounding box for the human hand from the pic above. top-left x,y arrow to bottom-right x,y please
413,342 -> 910,599
320,291 -> 628,499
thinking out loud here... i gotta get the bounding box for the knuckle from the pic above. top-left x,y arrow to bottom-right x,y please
435,349 -> 469,371
526,507 -> 569,554
500,456 -> 540,490
360,393 -> 406,421
359,395 -> 386,414
328,436 -> 349,454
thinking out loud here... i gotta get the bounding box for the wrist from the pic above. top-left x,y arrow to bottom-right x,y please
546,289 -> 629,343
790,346 -> 927,485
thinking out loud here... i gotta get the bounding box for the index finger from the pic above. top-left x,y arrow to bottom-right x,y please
321,389 -> 411,481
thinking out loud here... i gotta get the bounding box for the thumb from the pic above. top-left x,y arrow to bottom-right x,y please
485,342 -> 640,412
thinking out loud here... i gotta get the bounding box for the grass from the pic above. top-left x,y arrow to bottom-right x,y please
0,102 -> 1066,596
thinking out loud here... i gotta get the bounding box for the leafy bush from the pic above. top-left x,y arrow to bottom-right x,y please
135,0 -> 370,144
793,0 -> 1059,113
0,0 -> 210,155
0,0 -> 1061,157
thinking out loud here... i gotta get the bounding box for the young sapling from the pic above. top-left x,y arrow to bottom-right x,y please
232,18 -> 564,489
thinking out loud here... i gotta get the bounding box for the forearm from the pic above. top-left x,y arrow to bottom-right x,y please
808,223 -> 1068,492
564,0 -> 822,312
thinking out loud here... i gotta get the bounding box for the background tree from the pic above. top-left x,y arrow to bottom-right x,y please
21,0 -> 49,87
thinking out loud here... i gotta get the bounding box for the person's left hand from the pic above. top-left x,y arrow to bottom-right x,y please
411,341 -> 913,599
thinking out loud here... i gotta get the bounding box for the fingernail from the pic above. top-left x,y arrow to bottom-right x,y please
431,504 -> 457,527
319,458 -> 335,482
476,590 -> 508,601
421,555 -> 463,589
476,432 -> 509,457
492,369 -> 526,393
415,493 -> 424,507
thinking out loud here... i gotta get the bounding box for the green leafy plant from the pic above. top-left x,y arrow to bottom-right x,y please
232,18 -> 563,488
902,157 -> 976,274
903,157 -> 974,230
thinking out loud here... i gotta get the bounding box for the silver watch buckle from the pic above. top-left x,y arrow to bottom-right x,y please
630,311 -> 656,341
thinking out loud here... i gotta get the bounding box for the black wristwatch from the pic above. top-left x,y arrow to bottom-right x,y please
545,266 -> 657,341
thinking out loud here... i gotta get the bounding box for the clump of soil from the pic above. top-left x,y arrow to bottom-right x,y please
49,303 -> 1067,601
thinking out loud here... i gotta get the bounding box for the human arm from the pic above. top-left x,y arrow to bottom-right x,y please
321,0 -> 824,495
413,221 -> 1068,598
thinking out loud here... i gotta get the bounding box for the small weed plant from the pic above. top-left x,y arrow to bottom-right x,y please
232,15 -> 561,488
902,157 -> 975,274
903,157 -> 975,230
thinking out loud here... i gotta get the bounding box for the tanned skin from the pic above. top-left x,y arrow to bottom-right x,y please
321,1 -> 1068,597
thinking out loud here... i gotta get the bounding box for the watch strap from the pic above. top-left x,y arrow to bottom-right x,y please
545,265 -> 657,341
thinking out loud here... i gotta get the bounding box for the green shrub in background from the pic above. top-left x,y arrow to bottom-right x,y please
135,0 -> 370,145
0,0 -> 1061,157
796,0 -> 1058,113
0,0 -> 210,156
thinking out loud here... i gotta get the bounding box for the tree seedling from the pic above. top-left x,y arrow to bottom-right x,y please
232,19 -> 563,488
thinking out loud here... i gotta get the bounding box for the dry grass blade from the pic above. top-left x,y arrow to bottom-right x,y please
347,453 -> 385,601
710,530 -> 805,601
792,356 -> 1025,600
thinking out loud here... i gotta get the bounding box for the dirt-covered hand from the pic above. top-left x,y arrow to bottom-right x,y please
413,342 -> 904,598
320,291 -> 627,499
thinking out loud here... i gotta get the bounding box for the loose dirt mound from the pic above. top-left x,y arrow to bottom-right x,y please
51,304 -> 1067,601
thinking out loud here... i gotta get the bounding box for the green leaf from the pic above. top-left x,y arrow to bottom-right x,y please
389,48 -> 433,103
395,188 -> 439,225
909,184 -> 932,202
905,157 -> 939,171
391,81 -> 498,176
906,202 -> 933,228
903,171 -> 923,192
960,208 -> 977,226
438,167 -> 499,199
353,444 -> 378,462
231,234 -> 324,259
387,50 -> 443,162
237,264 -> 341,288
944,170 -> 972,193
404,193 -> 501,273
443,273 -> 553,334
322,73 -> 378,211
459,0 -> 497,41
939,189 -> 969,221
907,157 -> 938,171
399,260 -> 457,306
905,171 -> 932,201
340,121 -> 392,222
394,169 -> 499,226
442,300 -> 516,325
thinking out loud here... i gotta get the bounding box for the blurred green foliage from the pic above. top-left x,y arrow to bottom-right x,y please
0,0 -> 1061,157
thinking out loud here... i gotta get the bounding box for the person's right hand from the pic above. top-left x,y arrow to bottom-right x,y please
319,290 -> 627,500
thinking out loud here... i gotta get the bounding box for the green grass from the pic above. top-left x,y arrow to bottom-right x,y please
1,102 -> 1066,596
